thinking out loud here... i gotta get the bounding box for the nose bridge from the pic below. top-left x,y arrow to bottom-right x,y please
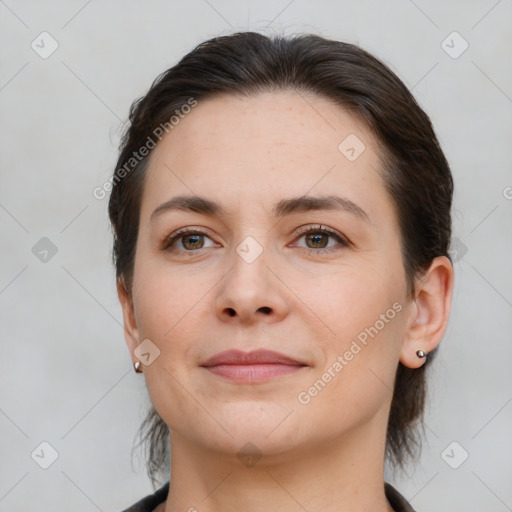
227,232 -> 271,293
213,230 -> 288,323
235,233 -> 266,267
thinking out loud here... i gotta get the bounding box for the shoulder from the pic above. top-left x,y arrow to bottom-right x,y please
385,482 -> 417,512
118,482 -> 169,512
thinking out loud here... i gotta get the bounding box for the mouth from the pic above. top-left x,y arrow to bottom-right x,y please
200,349 -> 308,383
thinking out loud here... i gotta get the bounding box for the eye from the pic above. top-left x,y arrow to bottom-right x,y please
292,225 -> 350,253
162,224 -> 350,255
162,228 -> 218,253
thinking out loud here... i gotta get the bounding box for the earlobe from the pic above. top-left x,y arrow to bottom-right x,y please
117,277 -> 140,355
399,256 -> 454,369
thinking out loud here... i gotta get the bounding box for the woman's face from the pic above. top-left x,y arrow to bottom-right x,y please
122,91 -> 415,460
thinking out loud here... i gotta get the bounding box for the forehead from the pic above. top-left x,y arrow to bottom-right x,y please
140,91 -> 391,224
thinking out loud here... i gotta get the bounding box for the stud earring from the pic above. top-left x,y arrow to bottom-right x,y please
416,350 -> 427,359
133,361 -> 143,373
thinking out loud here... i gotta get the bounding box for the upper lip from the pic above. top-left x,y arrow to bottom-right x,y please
200,349 -> 307,367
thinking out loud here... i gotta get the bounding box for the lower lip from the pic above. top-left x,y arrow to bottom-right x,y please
203,364 -> 305,383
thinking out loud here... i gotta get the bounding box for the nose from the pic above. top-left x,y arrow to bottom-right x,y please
212,238 -> 289,326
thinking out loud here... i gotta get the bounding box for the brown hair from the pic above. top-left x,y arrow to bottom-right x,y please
108,31 -> 453,487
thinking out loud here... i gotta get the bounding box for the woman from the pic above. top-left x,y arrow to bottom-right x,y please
109,31 -> 454,512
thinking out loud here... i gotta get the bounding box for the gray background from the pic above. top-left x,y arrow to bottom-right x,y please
1,0 -> 511,511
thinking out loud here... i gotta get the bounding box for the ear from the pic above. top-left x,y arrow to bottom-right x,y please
400,256 -> 454,369
117,277 -> 140,359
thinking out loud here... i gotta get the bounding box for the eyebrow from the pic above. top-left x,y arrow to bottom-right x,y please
150,194 -> 371,224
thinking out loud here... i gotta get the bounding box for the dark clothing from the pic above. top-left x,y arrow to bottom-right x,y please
120,481 -> 416,511
385,483 -> 417,511
120,481 -> 169,512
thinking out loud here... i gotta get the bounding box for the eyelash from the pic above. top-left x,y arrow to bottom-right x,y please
161,224 -> 350,255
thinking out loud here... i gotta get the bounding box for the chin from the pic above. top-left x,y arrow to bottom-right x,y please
211,430 -> 301,464
194,407 -> 304,457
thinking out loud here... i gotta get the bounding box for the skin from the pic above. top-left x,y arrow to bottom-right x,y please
118,91 -> 454,512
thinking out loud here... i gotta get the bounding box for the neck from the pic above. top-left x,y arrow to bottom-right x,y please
160,408 -> 395,512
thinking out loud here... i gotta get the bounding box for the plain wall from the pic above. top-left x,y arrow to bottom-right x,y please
1,1 -> 511,510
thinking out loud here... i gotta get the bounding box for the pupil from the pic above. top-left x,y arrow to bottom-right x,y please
308,233 -> 327,248
184,234 -> 202,249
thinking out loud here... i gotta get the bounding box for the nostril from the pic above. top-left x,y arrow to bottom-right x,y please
258,306 -> 272,314
227,308 -> 236,316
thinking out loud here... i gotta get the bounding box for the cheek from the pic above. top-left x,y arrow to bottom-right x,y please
132,253 -> 204,338
297,291 -> 406,436
131,268 -> 207,427
303,261 -> 406,377
292,260 -> 398,332
131,257 -> 218,385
